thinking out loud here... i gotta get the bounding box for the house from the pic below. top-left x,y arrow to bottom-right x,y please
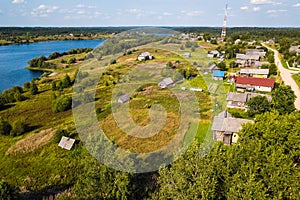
158,77 -> 174,89
227,92 -> 272,109
58,136 -> 75,150
236,53 -> 261,67
118,94 -> 130,104
184,52 -> 191,58
240,68 -> 269,78
208,63 -> 219,73
207,50 -> 220,58
289,46 -> 300,55
246,49 -> 266,58
212,111 -> 253,145
235,77 -> 275,92
226,92 -> 248,109
137,52 -> 153,61
235,39 -> 242,44
266,39 -> 275,45
212,70 -> 225,80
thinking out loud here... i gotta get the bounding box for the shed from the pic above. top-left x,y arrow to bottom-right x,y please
58,136 -> 75,150
213,70 -> 225,80
184,52 -> 191,58
208,63 -> 219,73
158,78 -> 174,89
137,52 -> 153,61
118,94 -> 130,104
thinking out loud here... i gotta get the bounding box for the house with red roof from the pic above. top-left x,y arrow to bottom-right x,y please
235,77 -> 275,92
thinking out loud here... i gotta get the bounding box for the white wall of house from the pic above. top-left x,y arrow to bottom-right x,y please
254,86 -> 272,92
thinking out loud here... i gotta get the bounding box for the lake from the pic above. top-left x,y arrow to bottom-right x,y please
0,39 -> 104,92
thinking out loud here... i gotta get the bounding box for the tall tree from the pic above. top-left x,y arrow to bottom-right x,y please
272,85 -> 296,114
247,96 -> 271,117
152,112 -> 300,199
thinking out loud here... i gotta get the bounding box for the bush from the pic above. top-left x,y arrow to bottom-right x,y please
0,117 -> 12,136
30,82 -> 38,95
52,96 -> 72,113
0,179 -> 16,200
23,82 -> 31,90
110,59 -> 117,65
53,129 -> 70,143
10,120 -> 26,137
68,57 -> 77,64
62,74 -> 72,88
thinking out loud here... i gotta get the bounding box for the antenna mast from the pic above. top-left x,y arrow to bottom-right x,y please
221,4 -> 228,40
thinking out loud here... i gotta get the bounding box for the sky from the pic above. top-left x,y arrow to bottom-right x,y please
0,0 -> 300,27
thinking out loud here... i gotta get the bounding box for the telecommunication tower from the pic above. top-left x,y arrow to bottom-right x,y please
221,4 -> 228,40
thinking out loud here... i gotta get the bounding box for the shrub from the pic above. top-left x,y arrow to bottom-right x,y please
110,59 -> 117,65
53,129 -> 70,143
0,179 -> 16,200
68,57 -> 77,64
52,96 -> 72,113
23,82 -> 31,90
0,117 -> 12,136
30,82 -> 38,95
62,74 -> 72,88
10,120 -> 26,137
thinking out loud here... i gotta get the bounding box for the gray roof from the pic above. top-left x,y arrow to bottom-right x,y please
212,111 -> 253,133
209,50 -> 220,55
236,53 -> 246,60
118,94 -> 130,103
240,68 -> 269,75
227,92 -> 248,102
246,49 -> 266,57
289,46 -> 300,53
245,54 -> 260,60
158,77 -> 174,88
236,53 -> 260,61
58,136 -> 75,150
208,63 -> 218,70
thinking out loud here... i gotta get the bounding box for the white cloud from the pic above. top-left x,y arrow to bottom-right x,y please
12,0 -> 26,4
293,3 -> 300,7
186,11 -> 203,17
163,12 -> 172,16
31,4 -> 59,17
253,7 -> 261,11
267,9 -> 287,13
77,10 -> 86,15
250,0 -> 272,4
76,4 -> 96,9
240,6 -> 249,10
250,0 -> 281,5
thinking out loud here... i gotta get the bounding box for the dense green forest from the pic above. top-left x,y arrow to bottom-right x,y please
1,27 -> 299,45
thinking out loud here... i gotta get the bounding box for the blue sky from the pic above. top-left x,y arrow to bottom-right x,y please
1,0 -> 300,27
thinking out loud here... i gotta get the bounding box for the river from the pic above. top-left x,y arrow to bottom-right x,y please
0,39 -> 104,92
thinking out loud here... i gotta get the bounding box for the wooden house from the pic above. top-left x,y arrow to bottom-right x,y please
212,111 -> 253,145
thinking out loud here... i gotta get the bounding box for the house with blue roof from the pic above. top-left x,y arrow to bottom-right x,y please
213,70 -> 225,80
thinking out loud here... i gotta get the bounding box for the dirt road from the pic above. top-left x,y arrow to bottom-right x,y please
263,44 -> 300,110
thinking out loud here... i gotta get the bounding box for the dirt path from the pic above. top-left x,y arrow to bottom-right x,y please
263,44 -> 300,110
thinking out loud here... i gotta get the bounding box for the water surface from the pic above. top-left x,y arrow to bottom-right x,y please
0,40 -> 104,92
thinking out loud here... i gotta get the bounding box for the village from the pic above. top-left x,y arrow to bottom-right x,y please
111,26 -> 299,147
